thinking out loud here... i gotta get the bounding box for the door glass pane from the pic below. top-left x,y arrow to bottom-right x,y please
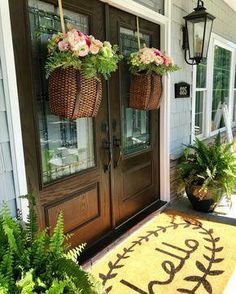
211,45 -> 231,131
120,27 -> 151,155
28,1 -> 95,184
132,0 -> 164,15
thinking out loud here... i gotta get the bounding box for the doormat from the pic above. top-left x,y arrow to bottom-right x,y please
90,210 -> 236,293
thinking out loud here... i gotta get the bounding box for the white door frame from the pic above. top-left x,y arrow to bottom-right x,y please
0,0 -> 28,220
101,0 -> 172,203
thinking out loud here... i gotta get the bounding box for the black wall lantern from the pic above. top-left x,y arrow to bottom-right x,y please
183,0 -> 215,65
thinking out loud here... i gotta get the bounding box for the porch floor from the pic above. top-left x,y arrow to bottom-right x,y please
84,195 -> 236,293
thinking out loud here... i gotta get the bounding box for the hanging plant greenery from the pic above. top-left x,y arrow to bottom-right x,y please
128,47 -> 180,76
46,28 -> 122,79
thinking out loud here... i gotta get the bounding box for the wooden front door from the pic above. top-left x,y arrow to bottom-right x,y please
109,7 -> 160,225
10,0 -> 112,247
9,0 -> 160,248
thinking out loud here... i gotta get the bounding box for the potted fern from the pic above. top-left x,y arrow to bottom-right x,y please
0,195 -> 103,293
177,134 -> 236,212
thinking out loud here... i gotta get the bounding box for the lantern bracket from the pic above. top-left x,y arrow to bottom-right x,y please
195,0 -> 206,11
182,0 -> 215,66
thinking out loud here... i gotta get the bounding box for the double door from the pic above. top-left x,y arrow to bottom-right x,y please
10,0 -> 160,247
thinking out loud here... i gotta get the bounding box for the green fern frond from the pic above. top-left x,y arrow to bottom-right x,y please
66,243 -> 86,264
16,269 -> 36,294
45,279 -> 66,294
49,212 -> 64,257
53,257 -> 94,293
24,194 -> 38,244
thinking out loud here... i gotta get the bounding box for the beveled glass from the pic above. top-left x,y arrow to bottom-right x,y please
28,0 -> 95,184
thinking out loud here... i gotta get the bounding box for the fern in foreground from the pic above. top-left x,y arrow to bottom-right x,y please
0,196 -> 103,293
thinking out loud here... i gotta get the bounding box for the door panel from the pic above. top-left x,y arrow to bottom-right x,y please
9,0 -> 112,247
109,7 -> 160,225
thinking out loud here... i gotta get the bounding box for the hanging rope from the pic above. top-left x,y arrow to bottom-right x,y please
58,0 -> 66,33
136,16 -> 141,50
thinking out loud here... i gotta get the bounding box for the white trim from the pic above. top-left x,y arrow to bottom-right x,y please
100,0 -> 169,25
100,0 -> 171,202
192,33 -> 236,141
0,0 -> 28,220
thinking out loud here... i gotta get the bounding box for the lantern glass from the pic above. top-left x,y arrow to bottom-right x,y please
203,18 -> 214,57
186,17 -> 206,61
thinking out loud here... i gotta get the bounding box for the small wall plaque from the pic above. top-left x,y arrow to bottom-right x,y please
175,82 -> 190,98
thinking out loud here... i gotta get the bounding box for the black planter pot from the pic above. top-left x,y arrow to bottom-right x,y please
185,185 -> 222,213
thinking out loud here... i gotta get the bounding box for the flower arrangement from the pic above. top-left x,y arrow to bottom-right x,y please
129,47 -> 180,76
46,28 -> 122,79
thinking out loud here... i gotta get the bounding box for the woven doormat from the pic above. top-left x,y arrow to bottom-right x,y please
90,210 -> 236,294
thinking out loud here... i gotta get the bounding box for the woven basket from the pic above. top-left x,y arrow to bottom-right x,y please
129,73 -> 162,110
48,67 -> 102,119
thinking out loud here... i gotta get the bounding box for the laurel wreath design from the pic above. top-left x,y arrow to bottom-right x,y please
98,219 -> 224,294
177,226 -> 224,294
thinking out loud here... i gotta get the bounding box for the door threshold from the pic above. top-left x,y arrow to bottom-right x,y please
80,200 -> 167,264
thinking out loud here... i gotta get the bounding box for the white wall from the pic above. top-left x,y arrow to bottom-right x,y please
0,0 -> 28,219
0,61 -> 17,216
170,0 -> 236,158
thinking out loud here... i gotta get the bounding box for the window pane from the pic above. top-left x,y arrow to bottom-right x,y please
196,60 -> 207,88
195,91 -> 204,136
120,27 -> 151,155
132,0 -> 164,15
211,46 -> 232,131
28,1 -> 95,184
233,91 -> 236,122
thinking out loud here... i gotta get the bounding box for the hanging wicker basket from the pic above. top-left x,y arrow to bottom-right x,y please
129,73 -> 163,110
48,67 -> 102,119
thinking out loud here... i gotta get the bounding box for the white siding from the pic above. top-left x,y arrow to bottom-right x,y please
170,0 -> 236,158
0,61 -> 16,216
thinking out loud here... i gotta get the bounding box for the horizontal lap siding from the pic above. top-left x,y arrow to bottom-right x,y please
0,60 -> 16,216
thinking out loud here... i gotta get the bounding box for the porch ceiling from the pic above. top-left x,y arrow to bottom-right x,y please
223,0 -> 236,11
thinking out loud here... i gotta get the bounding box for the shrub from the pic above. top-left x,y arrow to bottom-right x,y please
177,134 -> 236,197
0,195 -> 102,293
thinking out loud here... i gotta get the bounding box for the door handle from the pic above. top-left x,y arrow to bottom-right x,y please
102,139 -> 111,173
113,136 -> 122,168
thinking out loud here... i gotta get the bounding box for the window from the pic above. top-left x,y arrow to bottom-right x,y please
211,46 -> 232,131
193,35 -> 236,139
194,61 -> 207,136
233,67 -> 236,122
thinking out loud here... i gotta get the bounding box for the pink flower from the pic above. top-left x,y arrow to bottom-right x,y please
78,44 -> 90,57
81,33 -> 91,46
153,49 -> 163,56
154,55 -> 164,65
58,41 -> 69,51
163,55 -> 173,65
90,44 -> 100,54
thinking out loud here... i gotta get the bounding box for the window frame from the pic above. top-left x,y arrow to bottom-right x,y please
192,33 -> 236,142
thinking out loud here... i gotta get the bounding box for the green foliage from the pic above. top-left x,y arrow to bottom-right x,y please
129,61 -> 180,76
81,45 -> 122,80
128,47 -> 180,76
177,133 -> 236,197
45,29 -> 122,79
45,51 -> 82,78
0,198 -> 102,293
